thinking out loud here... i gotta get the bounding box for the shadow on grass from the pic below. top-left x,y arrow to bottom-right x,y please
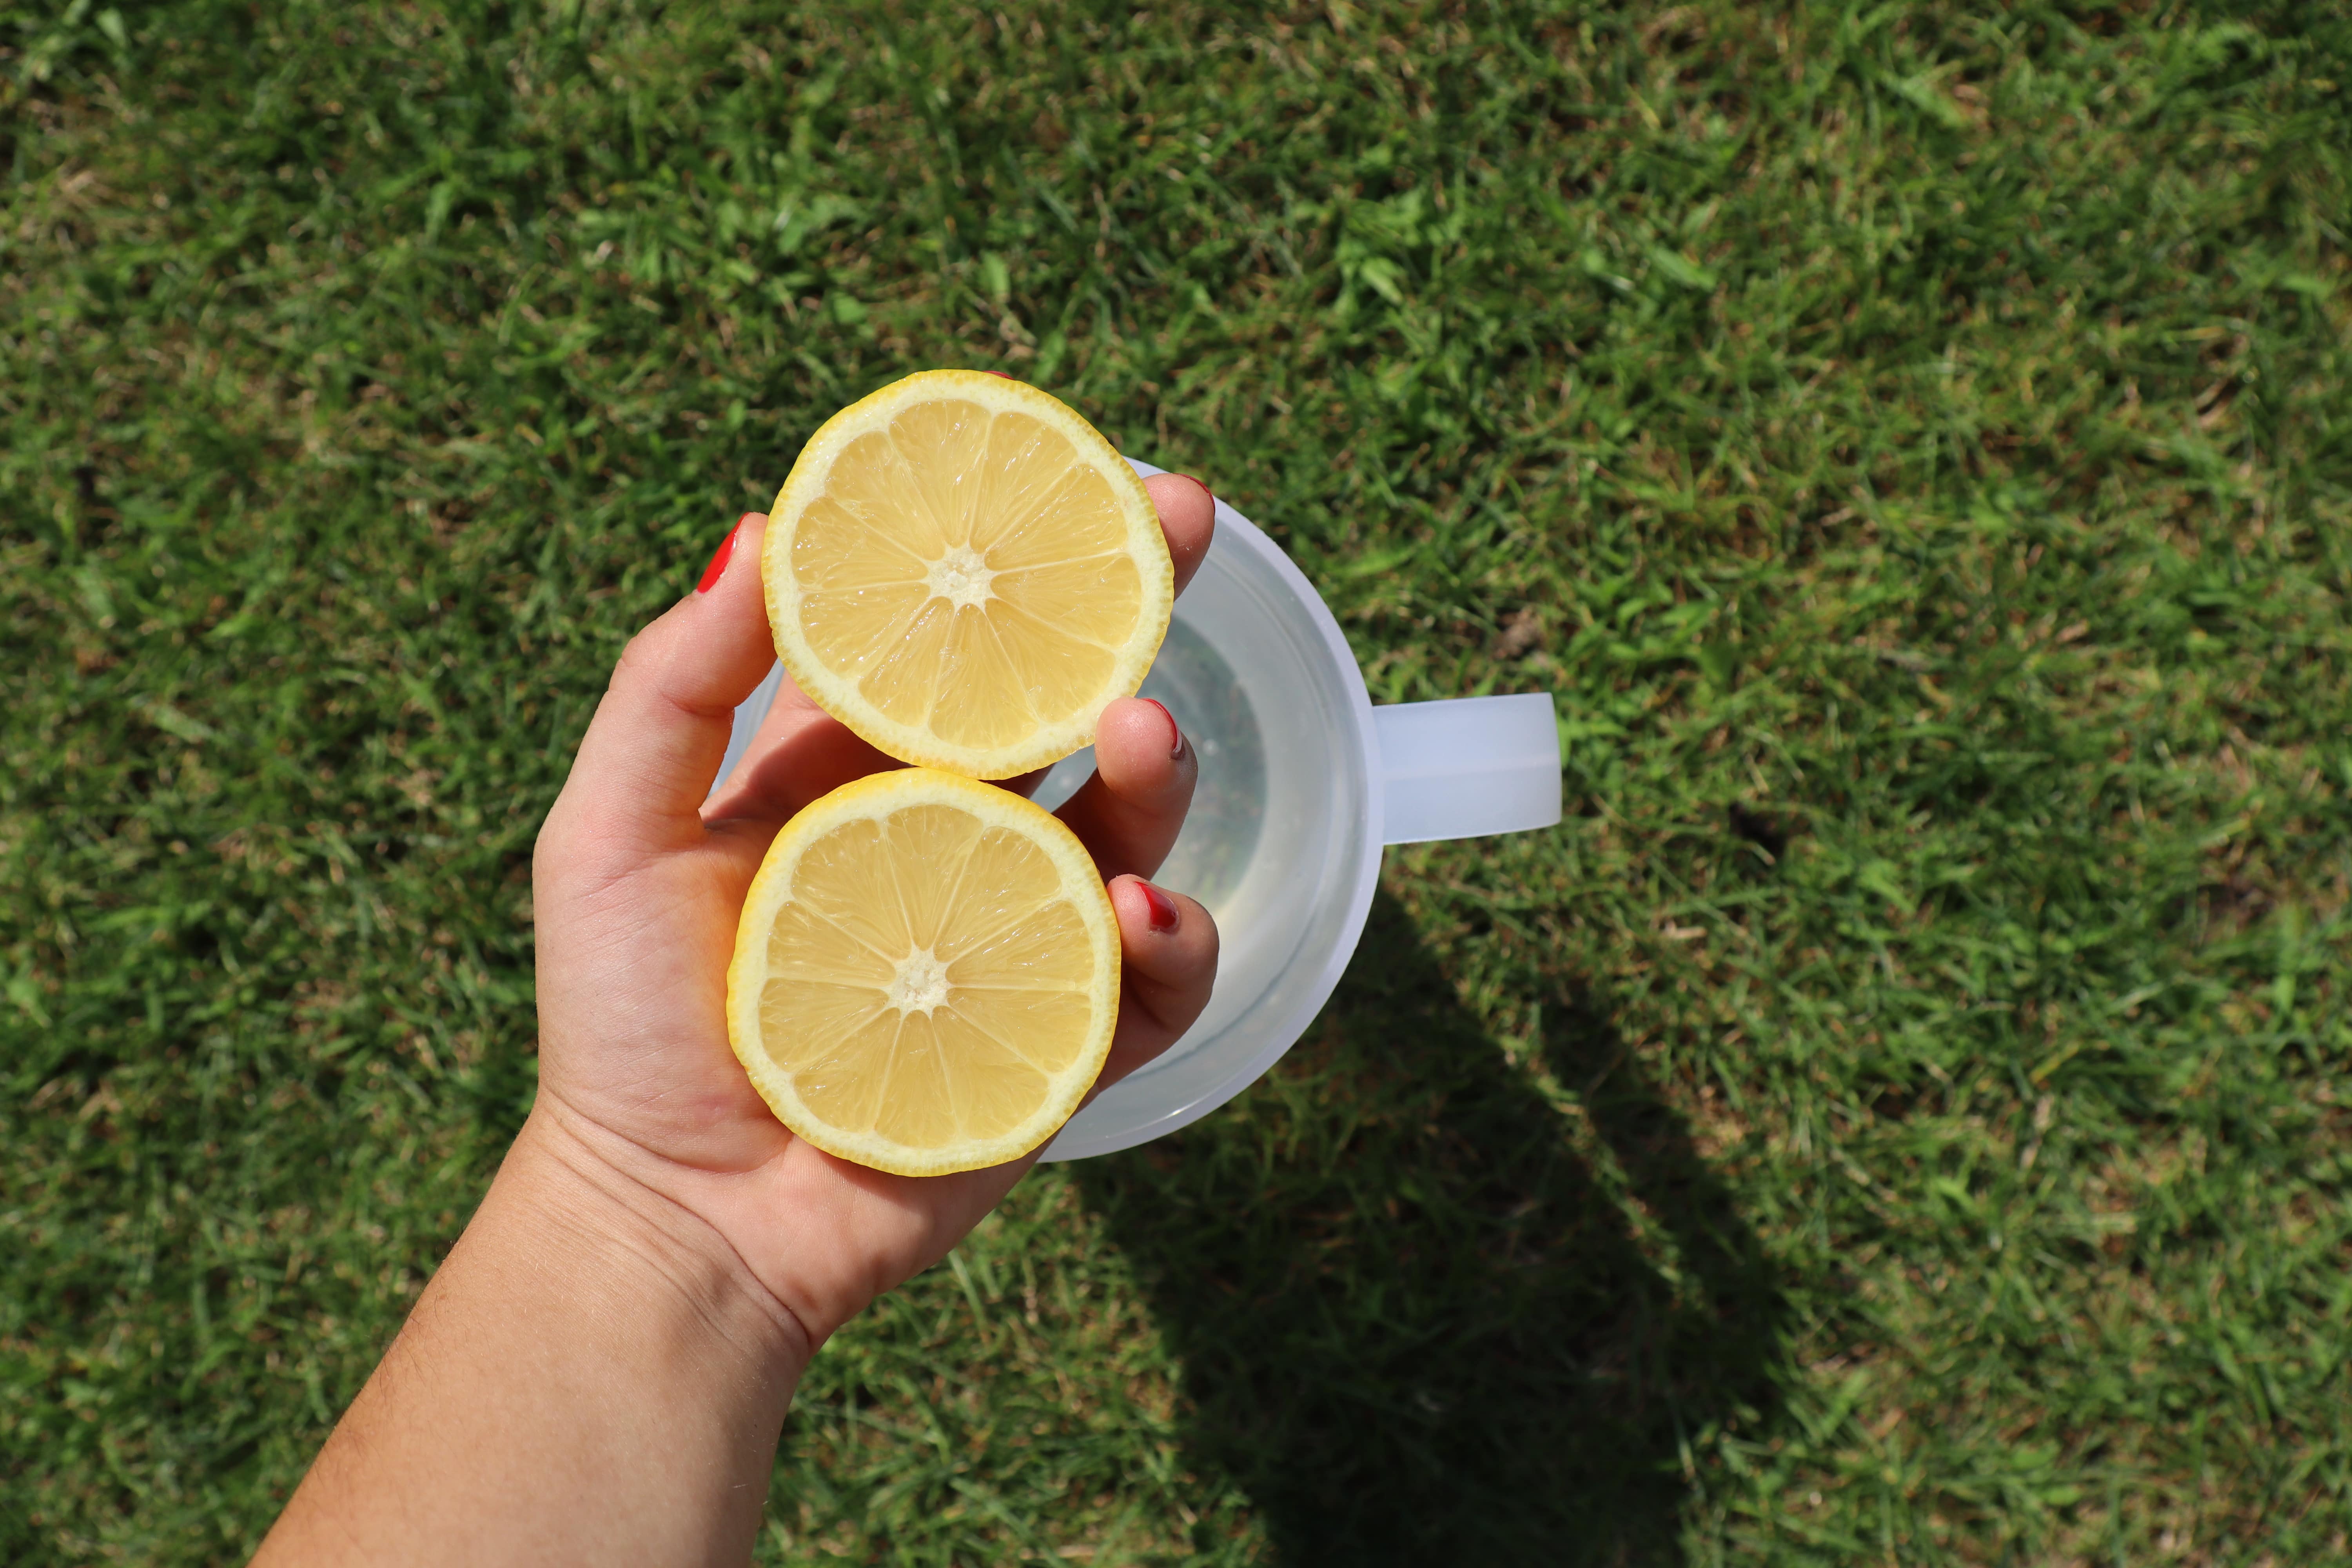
1078,893 -> 1788,1564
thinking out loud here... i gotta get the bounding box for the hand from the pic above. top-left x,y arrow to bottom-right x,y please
527,472 -> 1221,1358
256,474 -> 1222,1568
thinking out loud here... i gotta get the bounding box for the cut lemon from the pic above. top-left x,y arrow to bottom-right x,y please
726,767 -> 1120,1175
763,370 -> 1174,779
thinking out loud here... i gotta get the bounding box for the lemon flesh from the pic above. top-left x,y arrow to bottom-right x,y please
764,370 -> 1173,779
727,768 -> 1120,1175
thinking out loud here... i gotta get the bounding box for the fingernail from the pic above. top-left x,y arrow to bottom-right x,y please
1178,473 -> 1214,508
697,517 -> 749,593
982,370 -> 1014,379
1140,697 -> 1184,759
1138,880 -> 1180,933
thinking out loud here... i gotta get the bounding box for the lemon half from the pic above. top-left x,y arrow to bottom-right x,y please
726,768 -> 1120,1175
762,370 -> 1173,779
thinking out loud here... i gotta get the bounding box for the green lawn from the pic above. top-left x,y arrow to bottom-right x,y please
6,0 -> 2351,1561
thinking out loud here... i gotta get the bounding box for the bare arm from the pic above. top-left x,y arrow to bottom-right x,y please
266,1115 -> 804,1566
254,475 -> 1219,1566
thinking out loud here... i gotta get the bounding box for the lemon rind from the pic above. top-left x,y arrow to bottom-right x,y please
762,369 -> 1175,780
725,767 -> 1121,1176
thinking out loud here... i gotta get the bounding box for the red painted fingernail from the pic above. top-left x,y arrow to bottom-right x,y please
1138,880 -> 1180,933
982,370 -> 1014,379
697,517 -> 749,593
1140,697 -> 1183,758
1178,474 -> 1214,508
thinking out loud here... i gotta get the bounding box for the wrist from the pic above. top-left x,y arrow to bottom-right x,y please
506,1104 -> 818,1384
255,1102 -> 812,1566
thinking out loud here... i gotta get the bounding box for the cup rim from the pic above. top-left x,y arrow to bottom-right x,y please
1036,463 -> 1384,1159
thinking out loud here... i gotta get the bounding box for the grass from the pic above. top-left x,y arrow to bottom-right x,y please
5,0 -> 2351,1560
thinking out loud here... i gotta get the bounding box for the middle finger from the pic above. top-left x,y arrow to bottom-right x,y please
1054,696 -> 1196,882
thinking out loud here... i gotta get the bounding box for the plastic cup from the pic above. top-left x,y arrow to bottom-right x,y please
713,459 -> 1561,1159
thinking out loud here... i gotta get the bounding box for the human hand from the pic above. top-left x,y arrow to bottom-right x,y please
524,473 -> 1220,1364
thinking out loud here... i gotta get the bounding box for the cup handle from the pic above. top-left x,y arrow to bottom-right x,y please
1373,691 -> 1563,845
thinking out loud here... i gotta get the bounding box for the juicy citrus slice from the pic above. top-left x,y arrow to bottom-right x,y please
726,767 -> 1120,1175
762,370 -> 1174,779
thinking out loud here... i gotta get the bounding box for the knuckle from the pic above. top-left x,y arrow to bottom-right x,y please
610,626 -> 664,688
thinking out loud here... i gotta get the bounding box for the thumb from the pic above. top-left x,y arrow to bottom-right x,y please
552,512 -> 777,859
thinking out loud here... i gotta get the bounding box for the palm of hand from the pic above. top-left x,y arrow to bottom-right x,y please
527,490 -> 1217,1346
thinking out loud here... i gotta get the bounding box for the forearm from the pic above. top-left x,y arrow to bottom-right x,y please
254,1112 -> 809,1568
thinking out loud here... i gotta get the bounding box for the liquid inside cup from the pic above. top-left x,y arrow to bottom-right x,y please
1033,615 -> 1267,915
1038,507 -> 1380,1156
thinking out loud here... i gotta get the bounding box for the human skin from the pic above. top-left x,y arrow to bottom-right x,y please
250,473 -> 1221,1567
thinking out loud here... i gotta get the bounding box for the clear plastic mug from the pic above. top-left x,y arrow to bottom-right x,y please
714,459 -> 1562,1159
